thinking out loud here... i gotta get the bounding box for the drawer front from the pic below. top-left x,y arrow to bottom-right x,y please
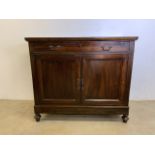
29,41 -> 129,53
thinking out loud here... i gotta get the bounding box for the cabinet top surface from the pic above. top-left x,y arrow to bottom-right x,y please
25,36 -> 138,42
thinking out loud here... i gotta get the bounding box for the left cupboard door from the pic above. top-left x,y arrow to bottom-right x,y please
32,54 -> 81,105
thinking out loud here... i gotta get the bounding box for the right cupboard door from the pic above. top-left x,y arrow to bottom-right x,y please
82,54 -> 129,106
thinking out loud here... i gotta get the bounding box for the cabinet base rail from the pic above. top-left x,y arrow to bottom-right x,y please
34,105 -> 129,123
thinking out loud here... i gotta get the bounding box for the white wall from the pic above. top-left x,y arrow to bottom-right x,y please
0,19 -> 154,100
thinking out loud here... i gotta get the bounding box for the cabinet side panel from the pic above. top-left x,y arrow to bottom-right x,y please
124,41 -> 135,102
28,44 -> 40,105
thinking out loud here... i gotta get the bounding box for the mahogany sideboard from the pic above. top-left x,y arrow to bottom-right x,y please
25,37 -> 138,122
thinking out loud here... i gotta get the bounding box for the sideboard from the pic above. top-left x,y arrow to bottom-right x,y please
25,37 -> 138,122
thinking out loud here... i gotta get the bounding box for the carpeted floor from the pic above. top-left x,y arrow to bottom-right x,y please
0,100 -> 155,134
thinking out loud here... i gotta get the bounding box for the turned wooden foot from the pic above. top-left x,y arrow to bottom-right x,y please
34,113 -> 41,122
122,114 -> 129,123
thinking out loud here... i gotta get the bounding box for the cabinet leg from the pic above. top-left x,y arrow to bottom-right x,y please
121,114 -> 129,123
34,113 -> 41,122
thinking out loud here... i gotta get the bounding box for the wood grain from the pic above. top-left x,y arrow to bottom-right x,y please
26,37 -> 138,122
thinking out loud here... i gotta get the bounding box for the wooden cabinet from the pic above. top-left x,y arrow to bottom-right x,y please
25,37 -> 138,122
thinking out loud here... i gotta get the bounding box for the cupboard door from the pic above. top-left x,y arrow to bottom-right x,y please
82,54 -> 128,106
34,54 -> 81,105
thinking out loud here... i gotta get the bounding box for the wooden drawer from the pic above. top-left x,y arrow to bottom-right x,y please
29,41 -> 129,53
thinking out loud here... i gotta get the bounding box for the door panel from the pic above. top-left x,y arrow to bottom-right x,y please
82,54 -> 128,105
35,54 -> 81,105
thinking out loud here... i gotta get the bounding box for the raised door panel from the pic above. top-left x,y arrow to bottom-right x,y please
34,54 -> 81,105
82,54 -> 128,106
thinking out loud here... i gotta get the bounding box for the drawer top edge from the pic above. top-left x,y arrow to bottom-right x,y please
25,36 -> 138,42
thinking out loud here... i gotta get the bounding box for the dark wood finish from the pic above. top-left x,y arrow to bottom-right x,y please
34,113 -> 41,122
34,105 -> 129,115
25,36 -> 138,41
35,55 -> 81,105
29,41 -> 129,52
25,37 -> 138,123
82,54 -> 128,106
122,114 -> 129,123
